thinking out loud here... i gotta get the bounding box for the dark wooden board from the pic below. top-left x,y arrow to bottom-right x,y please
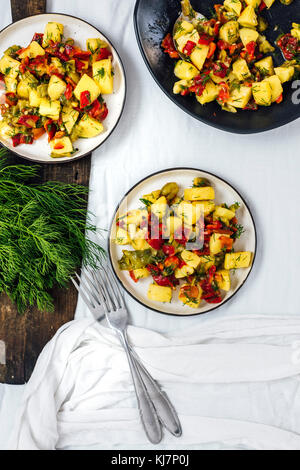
0,0 -> 91,384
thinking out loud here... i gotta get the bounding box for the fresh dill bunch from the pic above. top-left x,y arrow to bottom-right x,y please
0,149 -> 105,313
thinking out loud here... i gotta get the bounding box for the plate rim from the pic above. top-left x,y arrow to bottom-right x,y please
108,166 -> 258,317
0,12 -> 127,164
133,0 -> 299,135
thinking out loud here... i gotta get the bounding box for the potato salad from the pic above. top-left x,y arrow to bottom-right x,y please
162,0 -> 299,113
0,22 -> 114,157
115,178 -> 252,309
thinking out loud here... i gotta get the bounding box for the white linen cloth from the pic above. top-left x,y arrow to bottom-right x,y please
0,0 -> 300,451
4,315 -> 300,450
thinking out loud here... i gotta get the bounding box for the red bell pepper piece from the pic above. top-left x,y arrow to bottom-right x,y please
73,50 -> 91,60
164,256 -> 180,269
219,236 -> 233,251
12,134 -> 21,147
207,42 -> 217,59
88,99 -> 108,121
146,264 -> 160,275
32,128 -> 45,140
218,82 -> 230,103
17,115 -> 39,128
259,1 -> 267,11
53,142 -> 64,150
20,134 -> 33,145
44,119 -> 57,142
80,90 -> 91,109
183,40 -> 196,56
19,57 -> 29,74
129,271 -> 138,283
95,47 -> 113,61
5,93 -> 18,106
217,40 -> 229,51
213,62 -> 228,78
277,34 -> 300,60
162,245 -> 175,256
245,41 -> 256,61
64,83 -> 73,101
152,274 -> 173,288
206,220 -> 223,232
31,33 -> 44,45
75,59 -> 85,72
12,134 -> 34,146
147,238 -> 163,250
161,33 -> 179,59
198,34 -> 214,45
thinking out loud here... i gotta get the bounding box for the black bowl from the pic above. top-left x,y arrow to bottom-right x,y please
134,0 -> 300,134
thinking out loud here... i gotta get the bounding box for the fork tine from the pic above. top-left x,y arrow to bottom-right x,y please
96,268 -> 115,311
71,276 -> 96,311
86,267 -> 109,310
107,265 -> 125,308
75,272 -> 100,309
81,270 -> 100,304
86,266 -> 102,296
94,271 -> 110,313
101,267 -> 121,310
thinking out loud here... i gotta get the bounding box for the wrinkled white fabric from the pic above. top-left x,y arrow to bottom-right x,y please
2,315 -> 300,450
0,0 -> 300,451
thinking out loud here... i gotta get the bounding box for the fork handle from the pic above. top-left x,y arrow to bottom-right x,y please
129,347 -> 182,437
117,331 -> 162,445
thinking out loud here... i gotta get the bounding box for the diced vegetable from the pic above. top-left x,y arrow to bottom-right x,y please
75,114 -> 104,138
210,233 -> 230,255
48,75 -> 67,100
181,250 -> 201,269
238,6 -> 258,28
252,81 -> 272,106
227,85 -> 252,109
239,28 -> 259,47
275,65 -> 295,83
62,104 -> 79,135
174,60 -> 199,80
224,252 -> 252,269
184,187 -> 215,201
39,98 -> 61,120
190,45 -> 210,70
179,284 -> 202,308
264,75 -> 283,102
255,56 -> 274,76
50,136 -> 73,157
147,284 -> 172,303
42,22 -> 64,48
151,196 -> 168,219
196,80 -> 219,105
18,41 -> 45,59
215,270 -> 231,291
132,268 -> 150,280
74,74 -> 100,103
93,58 -> 114,94
219,21 -> 240,44
232,58 -> 251,81
118,250 -> 153,271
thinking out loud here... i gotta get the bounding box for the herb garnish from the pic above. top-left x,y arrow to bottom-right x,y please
0,151 -> 105,313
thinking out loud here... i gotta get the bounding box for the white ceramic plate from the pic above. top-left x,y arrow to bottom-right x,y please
109,168 -> 257,317
0,13 -> 126,163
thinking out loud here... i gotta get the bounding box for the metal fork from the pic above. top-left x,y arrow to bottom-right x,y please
72,266 -> 182,443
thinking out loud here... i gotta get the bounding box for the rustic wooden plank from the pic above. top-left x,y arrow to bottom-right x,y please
0,0 -> 92,384
11,0 -> 46,21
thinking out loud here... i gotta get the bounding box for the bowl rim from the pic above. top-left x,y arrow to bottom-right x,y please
108,166 -> 258,317
0,12 -> 127,164
133,0 -> 299,135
